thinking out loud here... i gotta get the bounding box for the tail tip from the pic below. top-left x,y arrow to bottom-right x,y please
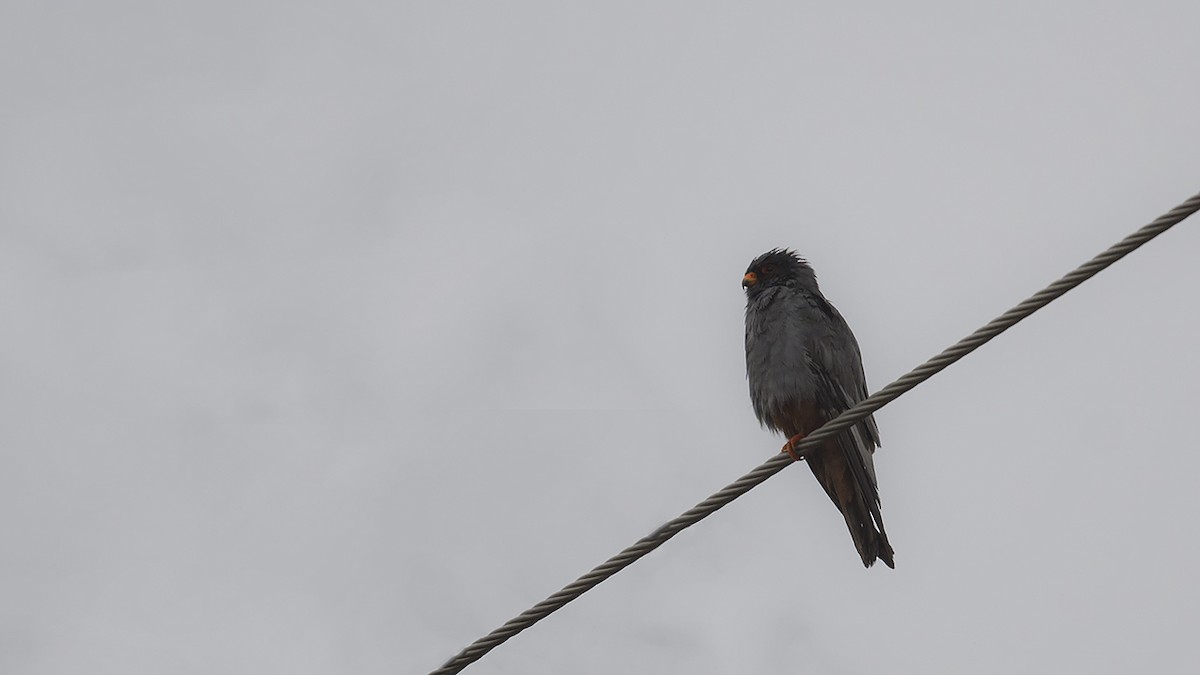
863,541 -> 895,569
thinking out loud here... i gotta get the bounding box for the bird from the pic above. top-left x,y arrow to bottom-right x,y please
743,249 -> 894,568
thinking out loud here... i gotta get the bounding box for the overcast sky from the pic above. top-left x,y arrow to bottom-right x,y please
3,2 -> 1200,674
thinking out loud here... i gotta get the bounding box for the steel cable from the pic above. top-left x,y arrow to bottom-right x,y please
430,190 -> 1200,675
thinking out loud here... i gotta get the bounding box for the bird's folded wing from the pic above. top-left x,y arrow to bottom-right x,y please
805,342 -> 887,532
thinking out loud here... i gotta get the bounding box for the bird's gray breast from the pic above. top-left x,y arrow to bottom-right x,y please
745,287 -> 822,431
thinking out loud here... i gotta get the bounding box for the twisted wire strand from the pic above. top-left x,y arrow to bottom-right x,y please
431,190 -> 1200,675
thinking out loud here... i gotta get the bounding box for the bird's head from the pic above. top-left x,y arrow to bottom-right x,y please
742,248 -> 818,298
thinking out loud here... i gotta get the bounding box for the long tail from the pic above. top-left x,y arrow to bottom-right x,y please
806,439 -> 895,568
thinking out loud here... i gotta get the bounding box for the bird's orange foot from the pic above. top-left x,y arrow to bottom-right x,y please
780,433 -> 806,461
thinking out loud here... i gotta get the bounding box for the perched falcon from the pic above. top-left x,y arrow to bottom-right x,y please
743,249 -> 894,568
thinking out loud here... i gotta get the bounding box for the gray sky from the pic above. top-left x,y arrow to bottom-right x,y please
3,2 -> 1200,674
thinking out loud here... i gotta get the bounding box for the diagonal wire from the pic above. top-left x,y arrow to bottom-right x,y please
430,190 -> 1200,675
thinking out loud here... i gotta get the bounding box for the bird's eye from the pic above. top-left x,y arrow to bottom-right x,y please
762,265 -> 776,275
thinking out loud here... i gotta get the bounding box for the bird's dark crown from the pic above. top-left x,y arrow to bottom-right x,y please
743,248 -> 818,296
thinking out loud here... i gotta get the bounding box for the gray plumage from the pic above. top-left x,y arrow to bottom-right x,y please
743,249 -> 894,568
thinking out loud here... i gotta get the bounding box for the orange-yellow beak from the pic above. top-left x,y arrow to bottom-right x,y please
742,272 -> 758,288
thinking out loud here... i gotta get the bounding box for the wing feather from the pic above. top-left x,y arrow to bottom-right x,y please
804,310 -> 887,534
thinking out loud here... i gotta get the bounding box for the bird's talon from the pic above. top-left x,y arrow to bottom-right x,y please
780,433 -> 806,461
